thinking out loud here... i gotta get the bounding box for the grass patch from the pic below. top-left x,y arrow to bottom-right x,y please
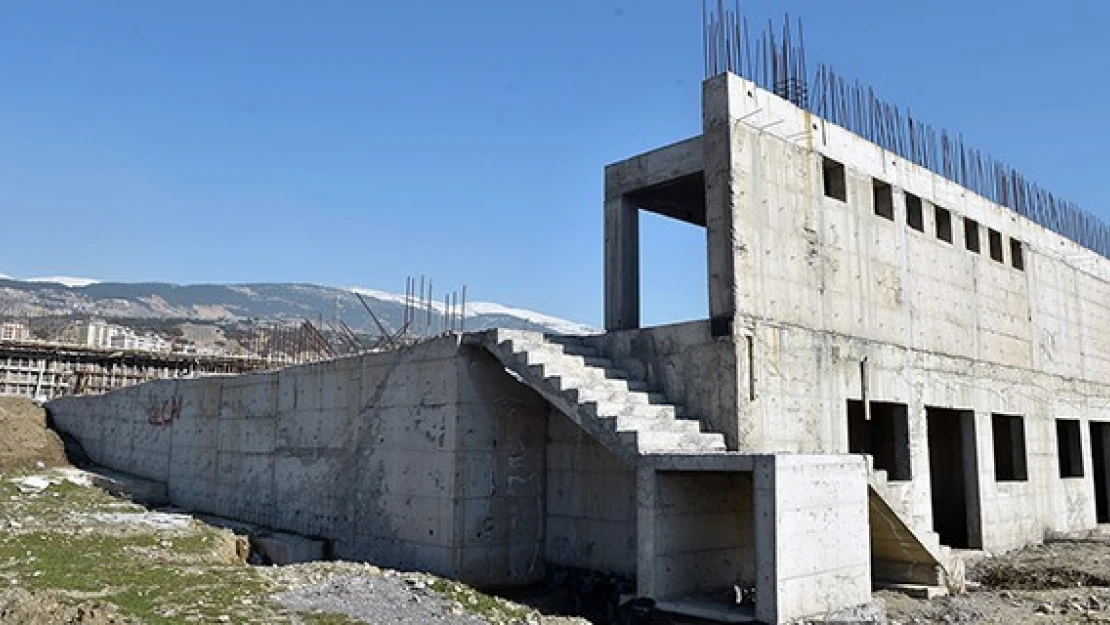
0,530 -> 266,623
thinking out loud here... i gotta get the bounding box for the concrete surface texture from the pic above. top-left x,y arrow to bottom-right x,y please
64,67 -> 1110,622
49,336 -> 551,588
49,326 -> 877,623
604,69 -> 1110,614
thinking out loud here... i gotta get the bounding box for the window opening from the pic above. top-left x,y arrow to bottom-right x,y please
1010,239 -> 1025,270
906,192 -> 924,232
822,158 -> 846,202
992,413 -> 1028,481
935,207 -> 953,243
873,179 -> 894,220
965,218 -> 981,253
989,229 -> 1004,262
1057,419 -> 1083,478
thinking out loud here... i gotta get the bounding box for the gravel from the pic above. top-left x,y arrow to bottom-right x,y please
274,572 -> 490,624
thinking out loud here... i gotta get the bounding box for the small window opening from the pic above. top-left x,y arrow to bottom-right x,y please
905,192 -> 924,232
935,206 -> 952,243
1057,419 -> 1084,478
964,218 -> 981,253
988,229 -> 1004,262
822,157 -> 846,202
992,413 -> 1028,481
847,400 -> 912,480
872,180 -> 894,220
1010,239 -> 1025,270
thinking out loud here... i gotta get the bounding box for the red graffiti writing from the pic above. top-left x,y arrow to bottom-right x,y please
147,395 -> 182,427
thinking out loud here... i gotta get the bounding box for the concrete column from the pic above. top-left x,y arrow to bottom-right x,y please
604,194 -> 640,331
963,411 -> 984,548
702,74 -> 740,327
634,466 -> 657,598
752,457 -> 778,623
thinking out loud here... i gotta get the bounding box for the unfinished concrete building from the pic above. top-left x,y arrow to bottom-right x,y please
46,57 -> 1110,625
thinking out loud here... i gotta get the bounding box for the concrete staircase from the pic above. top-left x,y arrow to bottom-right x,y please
866,457 -> 964,596
478,329 -> 726,463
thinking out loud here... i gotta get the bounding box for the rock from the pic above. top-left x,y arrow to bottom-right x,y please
1089,595 -> 1103,610
1035,603 -> 1053,614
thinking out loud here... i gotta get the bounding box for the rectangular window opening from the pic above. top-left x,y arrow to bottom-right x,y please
935,206 -> 952,243
906,192 -> 924,232
1057,419 -> 1084,478
964,218 -> 981,253
992,413 -> 1028,481
847,400 -> 912,481
822,157 -> 846,202
873,179 -> 894,220
989,228 -> 1004,262
1010,239 -> 1025,270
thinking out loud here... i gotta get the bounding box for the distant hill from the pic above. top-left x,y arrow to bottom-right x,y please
0,277 -> 595,336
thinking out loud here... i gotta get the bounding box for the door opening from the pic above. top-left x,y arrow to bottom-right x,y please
926,407 -> 981,548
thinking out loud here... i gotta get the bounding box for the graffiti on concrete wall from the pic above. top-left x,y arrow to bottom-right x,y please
147,395 -> 182,427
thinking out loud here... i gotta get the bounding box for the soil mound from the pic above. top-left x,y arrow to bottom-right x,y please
0,397 -> 69,470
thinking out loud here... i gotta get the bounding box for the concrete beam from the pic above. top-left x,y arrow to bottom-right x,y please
604,137 -> 704,201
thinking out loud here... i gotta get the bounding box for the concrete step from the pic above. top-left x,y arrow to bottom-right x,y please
611,416 -> 703,434
521,341 -> 611,363
557,343 -> 600,358
540,365 -> 651,394
624,430 -> 727,453
581,401 -> 680,421
565,385 -> 667,407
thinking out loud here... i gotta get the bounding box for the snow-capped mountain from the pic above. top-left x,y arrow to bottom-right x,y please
0,276 -> 596,336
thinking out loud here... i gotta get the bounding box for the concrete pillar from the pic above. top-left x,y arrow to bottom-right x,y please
634,466 -> 657,598
752,457 -> 777,624
963,411 -> 983,548
702,74 -> 740,328
604,194 -> 640,331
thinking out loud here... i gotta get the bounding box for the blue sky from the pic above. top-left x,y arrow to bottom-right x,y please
1,1 -> 1107,328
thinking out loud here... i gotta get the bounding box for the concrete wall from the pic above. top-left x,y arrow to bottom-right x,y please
546,411 -> 637,576
760,455 -> 871,623
454,347 -> 549,585
650,471 -> 755,599
48,337 -> 551,588
694,72 -> 1110,552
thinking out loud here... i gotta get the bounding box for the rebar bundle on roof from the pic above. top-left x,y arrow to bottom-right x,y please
703,0 -> 1110,260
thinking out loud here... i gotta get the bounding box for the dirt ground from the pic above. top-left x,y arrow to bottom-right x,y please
0,398 -> 68,470
884,541 -> 1110,623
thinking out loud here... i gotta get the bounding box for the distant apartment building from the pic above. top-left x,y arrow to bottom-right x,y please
110,331 -> 172,354
0,322 -> 30,343
75,320 -> 118,349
